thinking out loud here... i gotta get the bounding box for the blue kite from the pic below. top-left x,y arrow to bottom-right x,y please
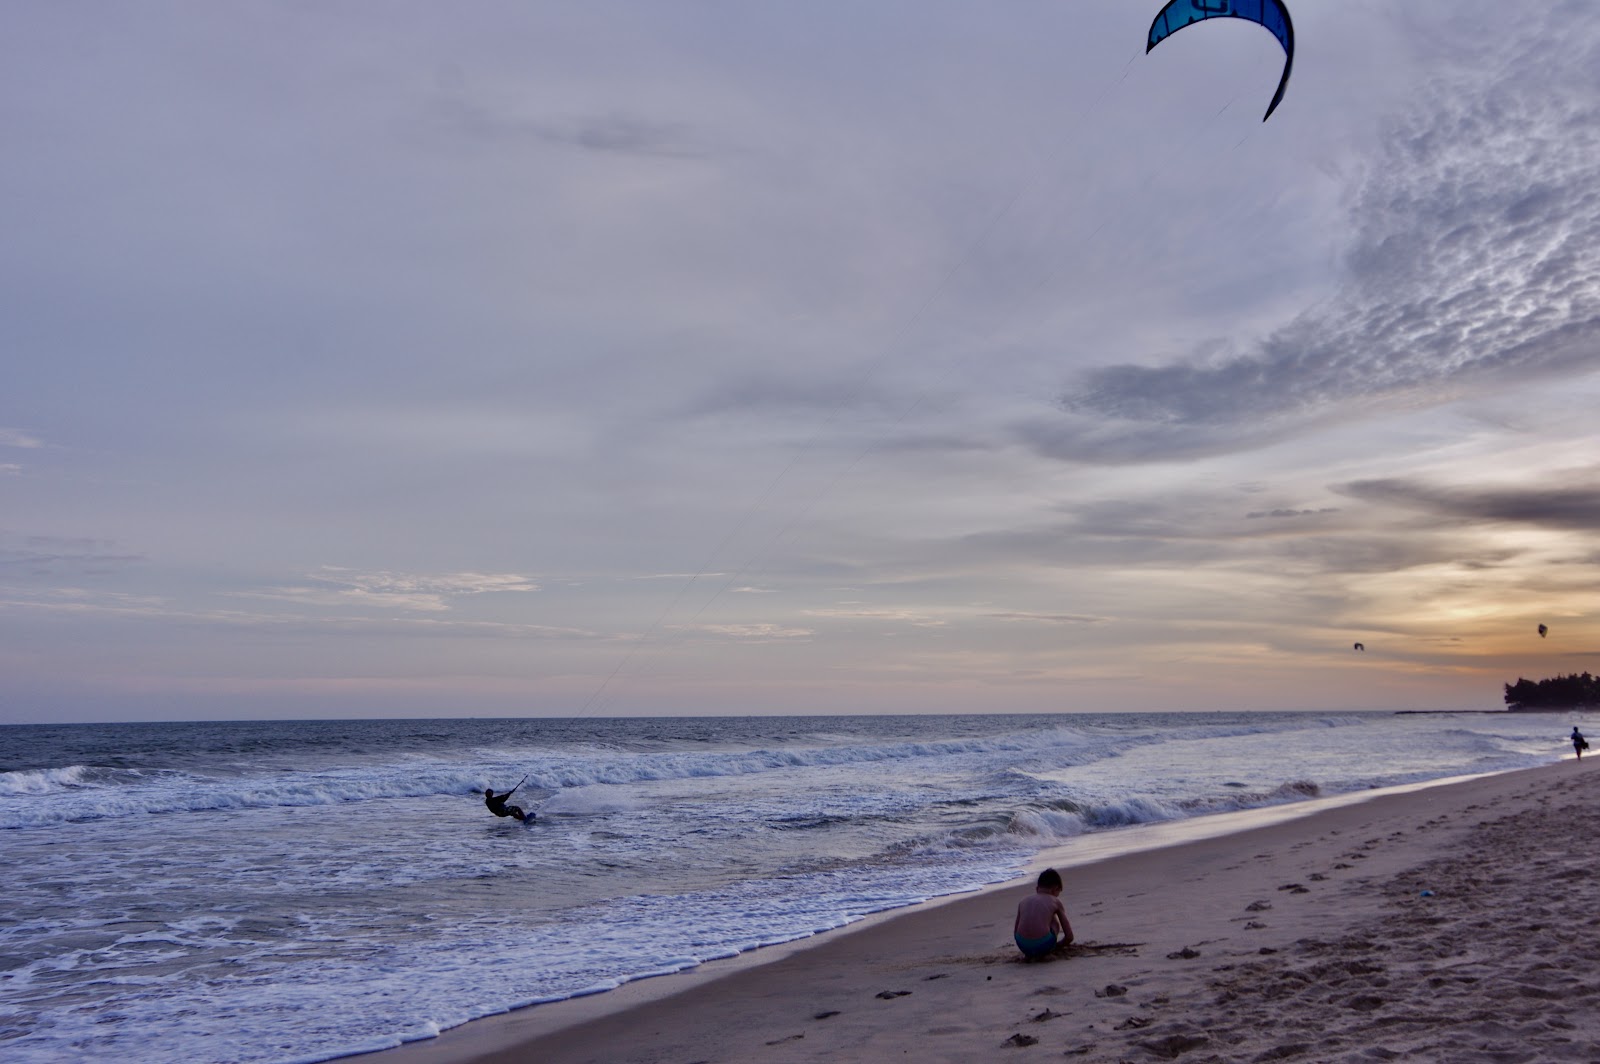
1147,0 -> 1295,121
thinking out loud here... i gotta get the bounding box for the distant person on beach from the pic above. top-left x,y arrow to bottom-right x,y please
1014,867 -> 1074,960
1572,728 -> 1588,760
483,785 -> 530,822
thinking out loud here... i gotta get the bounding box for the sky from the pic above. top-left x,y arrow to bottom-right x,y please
3,1 -> 1598,724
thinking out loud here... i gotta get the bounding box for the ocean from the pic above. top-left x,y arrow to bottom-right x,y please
0,710 -> 1583,1063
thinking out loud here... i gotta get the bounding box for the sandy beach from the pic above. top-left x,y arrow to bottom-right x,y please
367,756 -> 1600,1064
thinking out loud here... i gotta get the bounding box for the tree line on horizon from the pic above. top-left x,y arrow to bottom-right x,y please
1504,673 -> 1600,710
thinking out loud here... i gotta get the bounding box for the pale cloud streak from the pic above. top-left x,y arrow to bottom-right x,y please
238,567 -> 539,612
1,585 -> 596,640
984,611 -> 1104,626
670,622 -> 813,641
802,606 -> 949,628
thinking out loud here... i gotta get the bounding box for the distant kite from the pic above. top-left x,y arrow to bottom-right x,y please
1353,643 -> 1364,652
1538,624 -> 1548,638
1146,0 -> 1295,121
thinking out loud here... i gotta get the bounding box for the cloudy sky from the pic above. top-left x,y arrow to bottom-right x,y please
4,1 -> 1598,723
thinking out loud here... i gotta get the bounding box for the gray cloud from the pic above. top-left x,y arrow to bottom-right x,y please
1247,508 -> 1340,520
1049,494 -> 1347,543
1338,475 -> 1600,531
436,97 -> 714,160
542,114 -> 708,159
942,488 -> 1492,577
1036,9 -> 1600,464
0,535 -> 143,575
1274,534 -> 1518,576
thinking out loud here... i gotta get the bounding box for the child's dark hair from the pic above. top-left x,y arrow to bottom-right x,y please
1037,867 -> 1062,890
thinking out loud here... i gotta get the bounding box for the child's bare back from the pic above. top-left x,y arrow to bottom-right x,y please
1013,868 -> 1073,959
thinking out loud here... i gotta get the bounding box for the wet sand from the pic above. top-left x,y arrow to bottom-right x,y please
364,756 -> 1600,1063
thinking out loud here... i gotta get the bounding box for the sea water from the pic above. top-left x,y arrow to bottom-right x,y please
0,710 -> 1582,1063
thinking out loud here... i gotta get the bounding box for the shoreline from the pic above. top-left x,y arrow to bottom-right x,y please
359,756 -> 1599,1063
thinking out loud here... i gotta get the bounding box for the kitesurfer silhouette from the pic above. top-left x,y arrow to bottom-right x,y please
483,776 -> 532,822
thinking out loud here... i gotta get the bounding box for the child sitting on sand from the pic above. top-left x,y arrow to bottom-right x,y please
1014,867 -> 1074,960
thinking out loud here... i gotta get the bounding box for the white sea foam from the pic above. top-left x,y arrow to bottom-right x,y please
0,764 -> 95,794
0,726 -> 1131,829
536,782 -> 645,815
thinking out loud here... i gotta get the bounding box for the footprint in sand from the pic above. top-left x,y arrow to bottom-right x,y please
1141,1033 -> 1210,1056
765,1034 -> 804,1046
813,1010 -> 841,1020
1003,1033 -> 1040,1047
875,990 -> 912,999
